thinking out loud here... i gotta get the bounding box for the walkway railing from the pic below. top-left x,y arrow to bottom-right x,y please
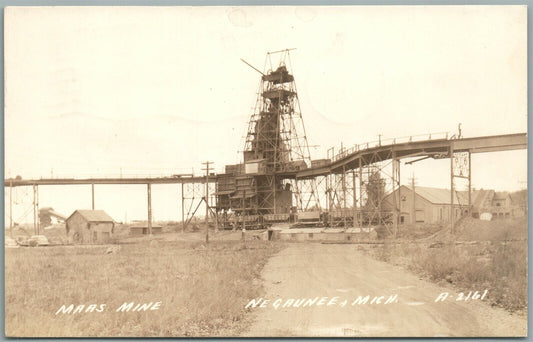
329,131 -> 450,163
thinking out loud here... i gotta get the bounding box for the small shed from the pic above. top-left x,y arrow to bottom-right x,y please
66,210 -> 115,244
130,225 -> 163,235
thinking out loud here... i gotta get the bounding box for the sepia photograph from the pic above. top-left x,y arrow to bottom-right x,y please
3,5 -> 528,337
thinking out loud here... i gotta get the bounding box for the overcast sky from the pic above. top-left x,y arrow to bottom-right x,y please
4,6 -> 527,223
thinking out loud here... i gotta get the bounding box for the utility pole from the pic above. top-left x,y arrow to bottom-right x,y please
202,161 -> 214,243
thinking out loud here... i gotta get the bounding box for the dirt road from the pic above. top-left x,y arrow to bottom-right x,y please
245,243 -> 526,337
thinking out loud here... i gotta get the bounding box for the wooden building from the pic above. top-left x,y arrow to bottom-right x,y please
66,210 -> 115,244
383,185 -> 523,224
470,189 -> 524,219
383,186 -> 467,225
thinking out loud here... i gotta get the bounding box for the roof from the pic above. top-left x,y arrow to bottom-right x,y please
493,192 -> 510,200
468,189 -> 494,209
388,185 -> 504,208
68,210 -> 115,222
402,186 -> 468,205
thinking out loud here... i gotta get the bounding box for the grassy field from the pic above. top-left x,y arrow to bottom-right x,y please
359,217 -> 527,313
5,239 -> 285,337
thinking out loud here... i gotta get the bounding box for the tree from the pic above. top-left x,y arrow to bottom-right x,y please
364,170 -> 386,210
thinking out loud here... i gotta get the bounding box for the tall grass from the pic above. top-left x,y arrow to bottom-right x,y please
370,240 -> 527,312
5,240 -> 285,337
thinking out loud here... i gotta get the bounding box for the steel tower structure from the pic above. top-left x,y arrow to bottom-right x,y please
207,49 -> 320,226
242,50 -> 316,214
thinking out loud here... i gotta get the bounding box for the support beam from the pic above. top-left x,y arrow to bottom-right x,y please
202,161 -> 214,243
468,151 -> 472,215
359,158 -> 363,227
450,146 -> 455,234
392,152 -> 399,238
411,177 -> 416,225
205,177 -> 209,226
184,199 -> 203,229
33,184 -> 39,235
91,183 -> 95,210
352,169 -> 356,228
147,183 -> 152,235
214,183 -> 219,233
273,177 -> 277,215
33,185 -> 36,234
9,181 -> 13,237
242,189 -> 246,231
181,183 -> 185,233
327,174 -> 333,227
397,159 -> 401,232
342,165 -> 347,228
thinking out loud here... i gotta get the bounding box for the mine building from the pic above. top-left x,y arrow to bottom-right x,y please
215,54 -> 314,229
66,210 -> 115,244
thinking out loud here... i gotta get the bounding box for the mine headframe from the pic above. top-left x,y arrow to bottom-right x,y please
215,49 -> 316,228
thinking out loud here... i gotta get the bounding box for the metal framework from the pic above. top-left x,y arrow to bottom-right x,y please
3,50 -> 526,236
450,149 -> 472,233
240,49 -> 318,216
4,184 -> 41,236
181,181 -> 217,231
321,149 -> 401,234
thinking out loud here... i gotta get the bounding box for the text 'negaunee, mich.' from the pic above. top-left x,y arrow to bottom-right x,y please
245,295 -> 399,309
